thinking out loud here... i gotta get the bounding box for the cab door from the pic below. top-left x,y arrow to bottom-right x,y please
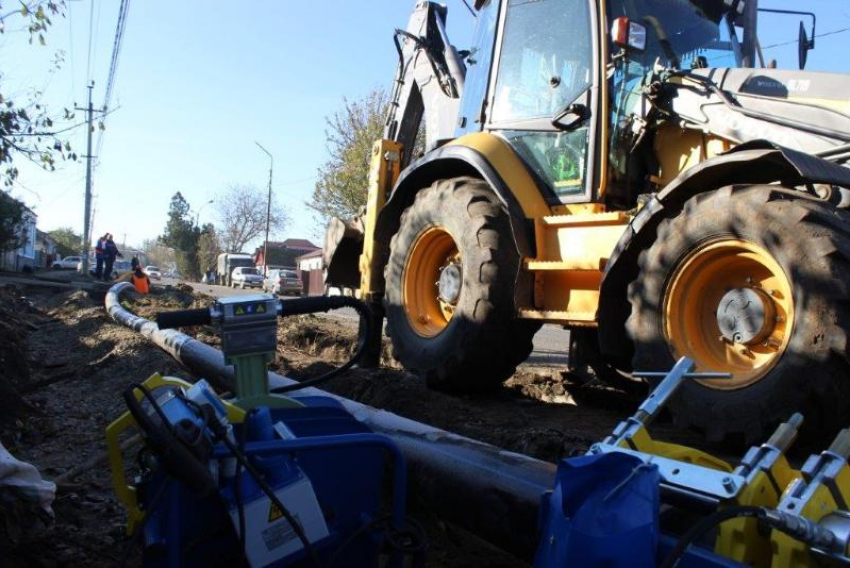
484,0 -> 601,205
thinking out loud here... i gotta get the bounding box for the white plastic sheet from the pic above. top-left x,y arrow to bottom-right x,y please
0,441 -> 55,517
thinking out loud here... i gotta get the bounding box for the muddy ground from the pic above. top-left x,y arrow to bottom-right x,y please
0,283 -> 706,567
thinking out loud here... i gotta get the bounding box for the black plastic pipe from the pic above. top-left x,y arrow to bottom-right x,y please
105,283 -> 555,559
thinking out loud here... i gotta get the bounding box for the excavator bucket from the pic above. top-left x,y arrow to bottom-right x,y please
323,216 -> 364,291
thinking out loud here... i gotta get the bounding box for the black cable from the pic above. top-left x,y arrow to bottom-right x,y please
660,505 -> 764,568
459,0 -> 476,17
271,297 -> 374,394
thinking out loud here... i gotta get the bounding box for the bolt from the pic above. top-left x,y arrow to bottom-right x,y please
589,444 -> 601,454
745,277 -> 753,284
739,347 -> 751,356
723,476 -> 737,493
775,315 -> 785,323
769,289 -> 779,297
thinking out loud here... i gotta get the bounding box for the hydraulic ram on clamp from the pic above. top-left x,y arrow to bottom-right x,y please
589,357 -> 739,505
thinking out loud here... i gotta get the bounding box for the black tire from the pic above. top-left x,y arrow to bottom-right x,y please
384,177 -> 541,391
626,186 -> 850,443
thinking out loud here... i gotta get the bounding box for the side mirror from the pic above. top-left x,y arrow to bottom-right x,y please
798,21 -> 811,70
611,17 -> 647,53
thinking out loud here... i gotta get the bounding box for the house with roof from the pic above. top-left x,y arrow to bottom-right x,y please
0,194 -> 37,272
35,230 -> 59,268
253,238 -> 320,273
296,248 -> 324,296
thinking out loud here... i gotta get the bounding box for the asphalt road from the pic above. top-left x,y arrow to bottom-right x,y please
164,277 -> 571,368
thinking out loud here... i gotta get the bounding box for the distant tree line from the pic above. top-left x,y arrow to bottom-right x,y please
150,185 -> 287,281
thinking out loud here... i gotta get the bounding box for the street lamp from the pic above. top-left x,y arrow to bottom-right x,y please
195,199 -> 214,228
255,142 -> 273,277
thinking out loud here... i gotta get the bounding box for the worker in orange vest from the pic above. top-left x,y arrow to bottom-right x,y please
130,265 -> 151,294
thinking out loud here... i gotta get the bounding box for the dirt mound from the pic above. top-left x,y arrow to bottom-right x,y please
0,286 -> 39,427
0,286 -> 192,566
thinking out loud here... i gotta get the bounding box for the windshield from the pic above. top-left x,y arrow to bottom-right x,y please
241,268 -> 259,275
146,266 -> 160,271
282,270 -> 298,279
607,0 -> 739,70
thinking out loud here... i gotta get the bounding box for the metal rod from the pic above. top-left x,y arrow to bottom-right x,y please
255,142 -> 273,277
104,282 -> 554,559
80,83 -> 95,275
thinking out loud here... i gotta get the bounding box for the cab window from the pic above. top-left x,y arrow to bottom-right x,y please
491,0 -> 593,123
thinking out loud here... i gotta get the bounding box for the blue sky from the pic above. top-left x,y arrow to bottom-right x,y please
2,0 -> 848,250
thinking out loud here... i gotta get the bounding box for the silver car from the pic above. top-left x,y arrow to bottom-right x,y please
231,266 -> 264,289
262,269 -> 303,296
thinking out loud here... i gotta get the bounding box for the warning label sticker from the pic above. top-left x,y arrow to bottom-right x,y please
262,516 -> 300,551
268,501 -> 283,522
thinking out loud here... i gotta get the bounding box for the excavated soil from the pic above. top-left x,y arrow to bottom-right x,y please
0,283 -> 707,567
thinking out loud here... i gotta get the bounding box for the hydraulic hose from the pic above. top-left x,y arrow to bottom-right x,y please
153,294 -> 376,393
272,295 -> 374,394
106,282 -> 557,560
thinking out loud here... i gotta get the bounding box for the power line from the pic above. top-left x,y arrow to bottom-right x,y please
101,0 -> 131,115
762,27 -> 850,51
85,0 -> 95,82
94,0 -> 131,169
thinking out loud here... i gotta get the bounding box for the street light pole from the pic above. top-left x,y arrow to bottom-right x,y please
195,199 -> 214,228
255,142 -> 273,277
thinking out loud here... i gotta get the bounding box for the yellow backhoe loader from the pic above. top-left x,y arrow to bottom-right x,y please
324,0 -> 850,443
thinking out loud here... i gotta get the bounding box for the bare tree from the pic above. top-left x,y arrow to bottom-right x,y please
140,238 -> 176,270
215,183 -> 287,253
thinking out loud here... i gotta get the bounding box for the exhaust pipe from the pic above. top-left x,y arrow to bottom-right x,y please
105,283 -> 555,559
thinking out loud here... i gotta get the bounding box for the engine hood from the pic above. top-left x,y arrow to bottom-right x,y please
670,67 -> 850,154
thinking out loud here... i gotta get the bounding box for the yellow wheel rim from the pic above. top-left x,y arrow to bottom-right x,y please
403,226 -> 461,337
663,239 -> 794,390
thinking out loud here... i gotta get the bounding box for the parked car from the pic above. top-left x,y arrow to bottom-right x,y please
231,266 -> 263,289
263,269 -> 302,296
52,256 -> 82,269
144,266 -> 162,280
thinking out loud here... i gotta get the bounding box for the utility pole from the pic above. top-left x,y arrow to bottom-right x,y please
76,82 -> 104,275
255,142 -> 273,277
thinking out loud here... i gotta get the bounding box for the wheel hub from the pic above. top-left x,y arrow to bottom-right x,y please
438,263 -> 462,305
717,287 -> 776,345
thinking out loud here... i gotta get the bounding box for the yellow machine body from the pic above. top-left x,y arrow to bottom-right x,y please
356,128 -> 730,327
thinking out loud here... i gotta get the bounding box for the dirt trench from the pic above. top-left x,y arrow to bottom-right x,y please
0,283 -> 704,567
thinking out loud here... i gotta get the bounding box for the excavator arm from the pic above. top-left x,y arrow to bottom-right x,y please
323,1 -> 466,290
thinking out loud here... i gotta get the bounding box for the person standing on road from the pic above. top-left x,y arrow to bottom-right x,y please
102,234 -> 123,281
130,264 -> 150,294
92,234 -> 106,278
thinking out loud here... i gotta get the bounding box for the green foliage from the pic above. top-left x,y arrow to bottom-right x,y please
0,190 -> 25,252
197,224 -> 221,273
47,226 -> 80,257
309,87 -> 389,222
0,2 -> 75,187
159,192 -> 201,280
